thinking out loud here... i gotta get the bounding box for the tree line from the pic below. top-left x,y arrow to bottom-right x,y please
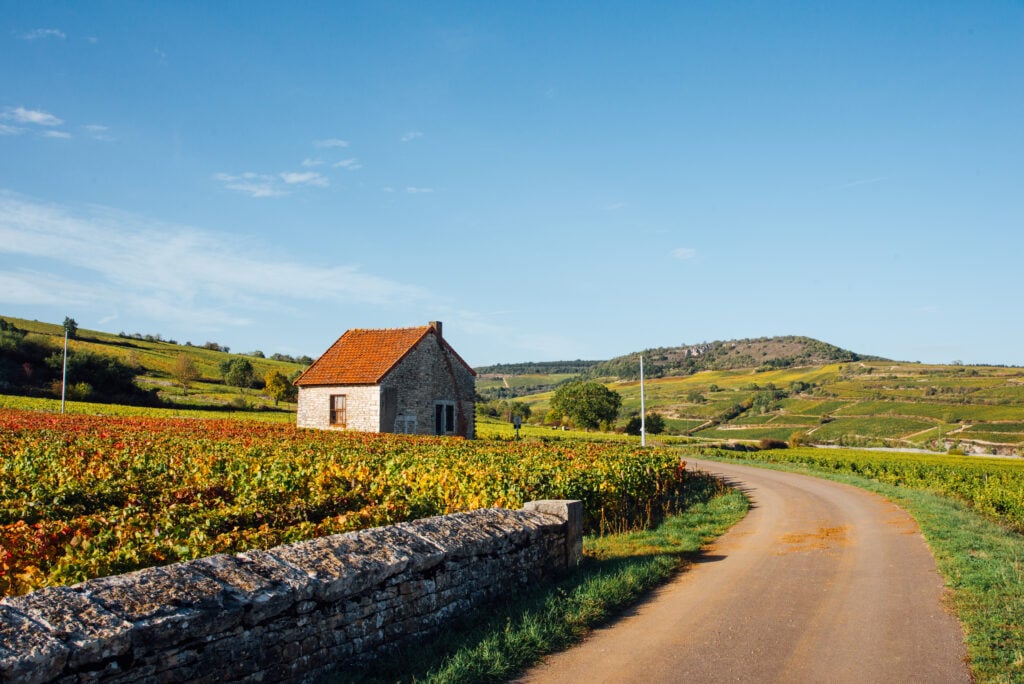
1,318 -> 305,408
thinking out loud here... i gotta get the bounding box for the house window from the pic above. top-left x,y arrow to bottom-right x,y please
329,394 -> 347,427
395,415 -> 417,434
434,401 -> 455,435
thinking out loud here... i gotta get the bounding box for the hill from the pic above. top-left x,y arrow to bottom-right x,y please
0,315 -> 307,413
474,336 -> 880,399
586,336 -> 886,380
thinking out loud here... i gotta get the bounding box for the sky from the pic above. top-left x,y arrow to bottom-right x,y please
1,2 -> 1022,367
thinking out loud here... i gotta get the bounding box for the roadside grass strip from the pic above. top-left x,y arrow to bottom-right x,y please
338,488 -> 749,683
693,452 -> 1024,683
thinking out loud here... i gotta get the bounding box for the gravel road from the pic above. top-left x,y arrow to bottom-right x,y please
519,459 -> 971,683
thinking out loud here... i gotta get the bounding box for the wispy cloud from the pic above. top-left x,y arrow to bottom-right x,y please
672,247 -> 697,261
214,172 -> 285,198
0,124 -> 24,136
21,28 -> 66,40
280,171 -> 329,187
401,131 -> 423,142
314,138 -> 349,149
333,158 -> 362,170
301,158 -> 324,167
604,202 -> 625,211
0,191 -> 428,327
84,124 -> 113,141
43,130 -> 71,139
2,107 -> 63,127
405,186 -> 434,194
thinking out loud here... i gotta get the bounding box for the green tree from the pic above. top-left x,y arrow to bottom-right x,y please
550,380 -> 622,430
172,353 -> 201,396
624,412 -> 666,436
63,316 -> 78,340
508,401 -> 531,422
264,370 -> 297,405
44,350 -> 146,403
223,358 -> 256,393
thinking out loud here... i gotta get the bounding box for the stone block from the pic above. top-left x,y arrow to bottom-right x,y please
0,603 -> 69,684
194,550 -> 315,627
3,584 -> 132,668
83,562 -> 243,649
524,499 -> 583,569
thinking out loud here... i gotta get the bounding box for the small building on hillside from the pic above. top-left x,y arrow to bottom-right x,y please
294,321 -> 476,438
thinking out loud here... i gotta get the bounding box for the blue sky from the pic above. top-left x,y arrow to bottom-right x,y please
1,2 -> 1022,366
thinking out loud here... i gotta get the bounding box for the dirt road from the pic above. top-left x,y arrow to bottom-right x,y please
520,460 -> 970,683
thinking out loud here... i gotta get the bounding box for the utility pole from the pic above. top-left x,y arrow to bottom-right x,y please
640,355 -> 646,447
61,325 -> 68,414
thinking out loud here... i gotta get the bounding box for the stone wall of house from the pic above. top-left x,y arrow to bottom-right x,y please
296,385 -> 380,431
0,501 -> 581,684
380,333 -> 476,439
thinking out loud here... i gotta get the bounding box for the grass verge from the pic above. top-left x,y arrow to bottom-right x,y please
338,487 -> 749,683
696,454 -> 1024,683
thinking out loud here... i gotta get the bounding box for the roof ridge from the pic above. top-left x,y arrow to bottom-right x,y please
294,324 -> 445,387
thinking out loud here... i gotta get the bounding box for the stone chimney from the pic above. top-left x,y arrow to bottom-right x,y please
429,321 -> 442,338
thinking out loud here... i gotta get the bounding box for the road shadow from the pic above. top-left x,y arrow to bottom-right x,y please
690,469 -> 760,510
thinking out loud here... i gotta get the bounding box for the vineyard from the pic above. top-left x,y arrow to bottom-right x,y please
689,445 -> 1024,532
0,409 -> 712,598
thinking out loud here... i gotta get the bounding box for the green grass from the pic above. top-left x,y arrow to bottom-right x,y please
338,487 -> 749,683
0,394 -> 296,422
691,453 -> 1024,683
694,426 -> 800,441
475,415 -> 637,443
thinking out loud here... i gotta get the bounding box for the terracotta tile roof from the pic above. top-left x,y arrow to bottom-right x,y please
294,324 -> 476,386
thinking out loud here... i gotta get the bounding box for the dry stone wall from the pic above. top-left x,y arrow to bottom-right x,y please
0,501 -> 582,684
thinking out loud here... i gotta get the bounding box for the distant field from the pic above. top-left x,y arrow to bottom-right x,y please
834,401 -> 1024,422
963,422 -> 1024,433
959,432 -> 1024,445
810,417 -> 936,441
511,360 -> 1024,453
779,399 -> 850,416
694,426 -> 799,441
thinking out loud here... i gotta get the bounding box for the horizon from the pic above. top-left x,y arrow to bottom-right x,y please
8,312 -> 1019,370
2,3 -> 1022,366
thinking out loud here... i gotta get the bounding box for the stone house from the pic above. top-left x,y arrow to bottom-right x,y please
294,321 -> 476,438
